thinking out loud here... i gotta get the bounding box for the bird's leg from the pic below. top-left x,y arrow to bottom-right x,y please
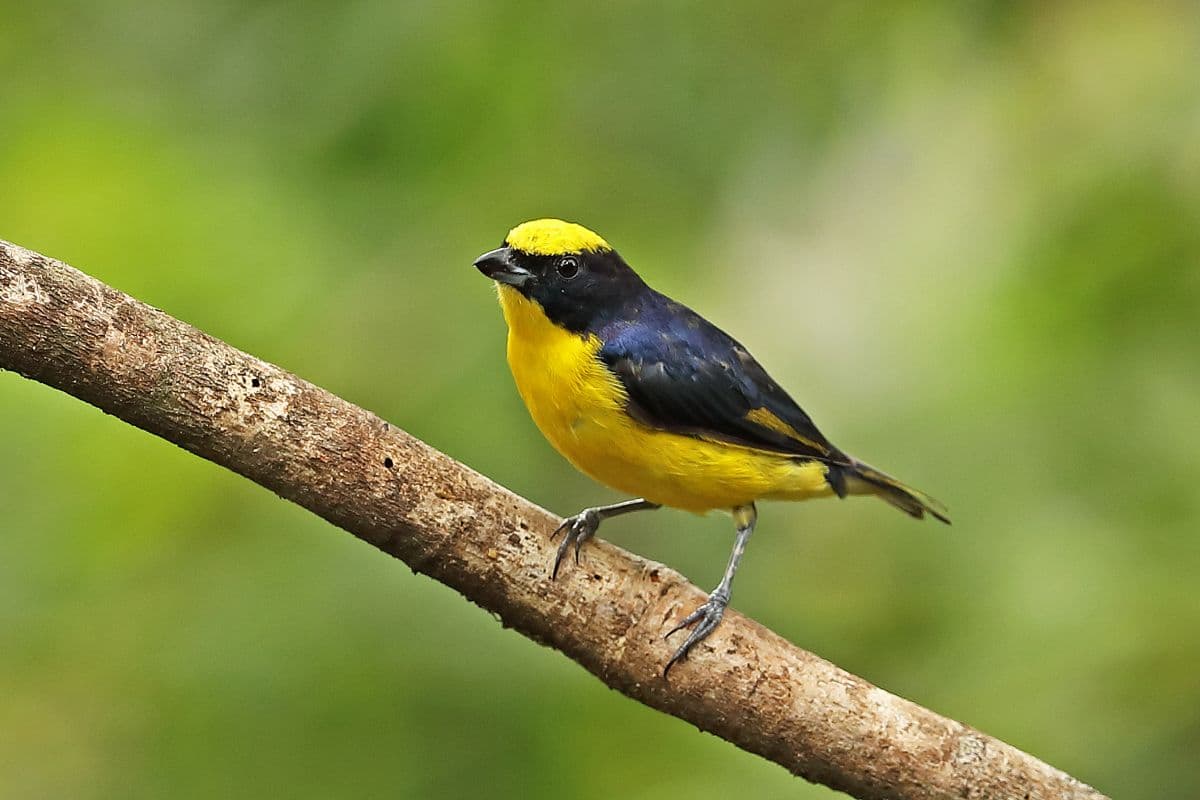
551,498 -> 661,579
664,503 -> 757,676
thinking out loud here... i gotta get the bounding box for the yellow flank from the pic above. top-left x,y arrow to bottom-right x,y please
505,218 -> 612,256
496,285 -> 832,513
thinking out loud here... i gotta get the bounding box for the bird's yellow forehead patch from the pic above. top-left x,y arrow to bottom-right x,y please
505,218 -> 611,256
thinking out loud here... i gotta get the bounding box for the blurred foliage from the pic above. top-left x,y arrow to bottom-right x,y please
2,2 -> 1199,798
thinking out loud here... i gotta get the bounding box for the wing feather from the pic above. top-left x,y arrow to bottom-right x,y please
598,308 -> 847,465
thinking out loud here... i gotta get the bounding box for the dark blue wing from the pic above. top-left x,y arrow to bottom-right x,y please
598,300 -> 847,465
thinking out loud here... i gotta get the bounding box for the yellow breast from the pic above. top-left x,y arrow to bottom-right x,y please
495,285 -> 830,512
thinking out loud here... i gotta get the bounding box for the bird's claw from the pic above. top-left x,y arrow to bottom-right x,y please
550,509 -> 601,579
663,592 -> 729,677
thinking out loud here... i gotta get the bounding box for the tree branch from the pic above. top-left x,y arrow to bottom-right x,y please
0,239 -> 1106,800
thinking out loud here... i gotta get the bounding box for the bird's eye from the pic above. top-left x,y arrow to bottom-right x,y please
556,256 -> 579,279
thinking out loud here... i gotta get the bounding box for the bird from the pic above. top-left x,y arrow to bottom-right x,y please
473,218 -> 948,675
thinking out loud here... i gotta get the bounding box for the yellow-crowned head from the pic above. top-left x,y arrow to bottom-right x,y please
503,218 -> 611,256
473,219 -> 646,333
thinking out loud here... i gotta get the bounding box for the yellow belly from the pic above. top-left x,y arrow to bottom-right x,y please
497,286 -> 831,512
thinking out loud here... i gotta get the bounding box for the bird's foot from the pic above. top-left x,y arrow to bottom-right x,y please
550,508 -> 602,579
663,589 -> 729,677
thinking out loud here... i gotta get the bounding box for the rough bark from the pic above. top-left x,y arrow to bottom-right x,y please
0,239 -> 1107,800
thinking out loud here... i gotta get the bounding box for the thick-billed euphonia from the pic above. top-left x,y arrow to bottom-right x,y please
474,218 -> 948,674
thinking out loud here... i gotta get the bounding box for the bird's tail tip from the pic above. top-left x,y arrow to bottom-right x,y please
842,460 -> 951,524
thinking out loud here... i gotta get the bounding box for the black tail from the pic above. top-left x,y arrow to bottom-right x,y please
841,459 -> 950,524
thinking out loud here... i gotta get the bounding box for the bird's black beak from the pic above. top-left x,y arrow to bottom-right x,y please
473,247 -> 532,287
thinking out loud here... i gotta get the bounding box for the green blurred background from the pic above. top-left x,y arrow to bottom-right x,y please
2,2 -> 1198,798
